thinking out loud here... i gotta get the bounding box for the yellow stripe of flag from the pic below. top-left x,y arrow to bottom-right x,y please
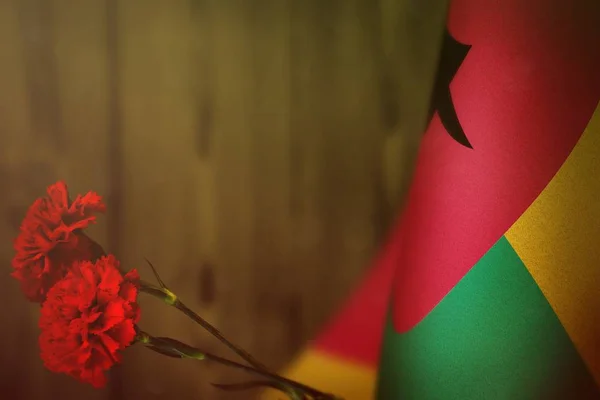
505,103 -> 600,385
260,350 -> 376,400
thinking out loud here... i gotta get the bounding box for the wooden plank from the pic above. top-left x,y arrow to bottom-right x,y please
115,0 -> 216,398
0,0 -> 112,399
284,0 -> 390,348
243,0 -> 294,370
51,0 -> 112,239
46,1 -> 112,398
205,3 -> 261,397
0,1 -> 42,398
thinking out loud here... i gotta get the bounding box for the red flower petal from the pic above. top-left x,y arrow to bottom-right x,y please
39,255 -> 140,388
11,181 -> 106,303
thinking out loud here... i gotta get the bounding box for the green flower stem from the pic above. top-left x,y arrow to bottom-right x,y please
138,281 -> 267,371
137,331 -> 338,400
138,281 -> 310,399
137,262 -> 340,400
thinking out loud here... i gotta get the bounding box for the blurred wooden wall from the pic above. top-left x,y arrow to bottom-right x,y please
0,0 -> 440,399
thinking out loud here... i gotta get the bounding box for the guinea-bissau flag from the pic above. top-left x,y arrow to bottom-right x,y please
262,0 -> 600,398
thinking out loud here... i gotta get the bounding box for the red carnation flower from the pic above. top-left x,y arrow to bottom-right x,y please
11,181 -> 106,302
39,255 -> 140,388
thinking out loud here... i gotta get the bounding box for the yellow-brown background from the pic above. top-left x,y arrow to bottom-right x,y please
0,0 -> 445,398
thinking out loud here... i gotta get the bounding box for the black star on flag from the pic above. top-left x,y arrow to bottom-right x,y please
428,29 -> 472,148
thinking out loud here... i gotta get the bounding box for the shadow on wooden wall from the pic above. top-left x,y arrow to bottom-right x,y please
0,0 -> 439,398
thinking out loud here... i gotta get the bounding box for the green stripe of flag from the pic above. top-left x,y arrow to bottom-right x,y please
377,236 -> 599,399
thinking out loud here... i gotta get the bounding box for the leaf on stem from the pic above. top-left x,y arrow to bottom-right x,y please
144,257 -> 168,289
154,336 -> 204,359
144,344 -> 183,359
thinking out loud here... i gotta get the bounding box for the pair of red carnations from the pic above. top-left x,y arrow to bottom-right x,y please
9,182 -> 339,400
11,181 -> 140,388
